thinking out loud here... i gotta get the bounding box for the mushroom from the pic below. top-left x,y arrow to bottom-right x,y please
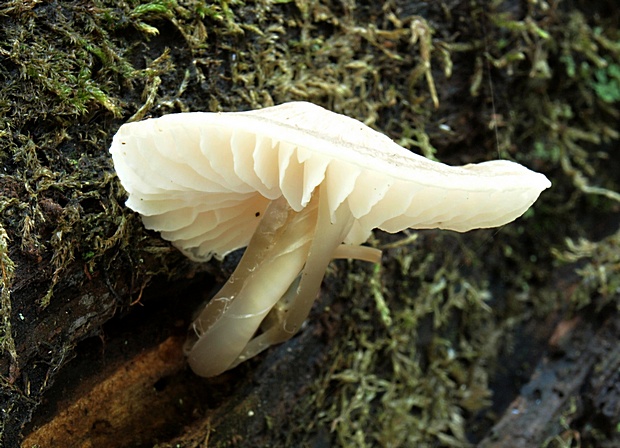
109,101 -> 550,377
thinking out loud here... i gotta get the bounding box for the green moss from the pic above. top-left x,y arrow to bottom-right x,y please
590,60 -> 620,103
0,0 -> 197,309
555,230 -> 620,313
485,5 -> 620,207
0,225 -> 17,364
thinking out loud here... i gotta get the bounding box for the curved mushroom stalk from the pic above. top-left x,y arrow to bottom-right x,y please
226,186 -> 382,371
185,184 -> 381,377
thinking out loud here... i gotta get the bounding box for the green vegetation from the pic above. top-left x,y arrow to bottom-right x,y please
0,225 -> 16,363
556,231 -> 620,313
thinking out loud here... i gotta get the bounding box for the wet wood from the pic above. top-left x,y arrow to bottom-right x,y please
479,314 -> 620,448
22,336 -> 186,448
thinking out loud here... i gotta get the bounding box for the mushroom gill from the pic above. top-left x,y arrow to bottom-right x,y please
110,101 -> 551,377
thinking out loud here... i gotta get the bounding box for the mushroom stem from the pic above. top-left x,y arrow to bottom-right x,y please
228,184 -> 359,368
184,195 -> 317,377
333,244 -> 382,264
185,184 -> 377,377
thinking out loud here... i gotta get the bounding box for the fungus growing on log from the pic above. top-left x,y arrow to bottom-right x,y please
109,101 -> 550,377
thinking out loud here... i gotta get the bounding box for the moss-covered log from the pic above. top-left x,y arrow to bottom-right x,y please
1,0 -> 618,447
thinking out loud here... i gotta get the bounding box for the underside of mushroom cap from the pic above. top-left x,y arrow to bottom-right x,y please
110,102 -> 550,261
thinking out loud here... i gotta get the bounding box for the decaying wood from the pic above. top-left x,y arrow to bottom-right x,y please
21,294 -> 336,448
22,336 -> 186,448
479,314 -> 620,448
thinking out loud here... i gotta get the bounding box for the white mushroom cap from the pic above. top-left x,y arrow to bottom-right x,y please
110,102 -> 550,262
